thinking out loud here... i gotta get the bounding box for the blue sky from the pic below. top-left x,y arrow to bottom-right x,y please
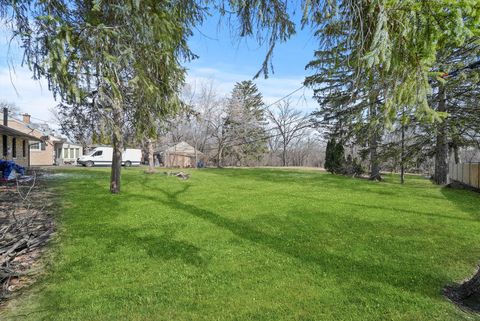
0,14 -> 319,124
185,13 -> 318,108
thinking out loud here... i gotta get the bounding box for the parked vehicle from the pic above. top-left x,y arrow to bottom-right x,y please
77,147 -> 142,167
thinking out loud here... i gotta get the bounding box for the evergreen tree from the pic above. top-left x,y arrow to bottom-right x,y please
305,15 -> 385,180
332,140 -> 345,174
303,1 -> 480,119
224,81 -> 267,165
324,139 -> 333,172
324,138 -> 345,174
1,0 -> 294,193
431,40 -> 480,184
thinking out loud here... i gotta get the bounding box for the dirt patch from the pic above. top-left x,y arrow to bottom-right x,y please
0,172 -> 56,305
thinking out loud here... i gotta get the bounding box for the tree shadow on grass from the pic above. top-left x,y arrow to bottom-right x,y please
342,202 -> 480,224
125,183 -> 452,299
440,187 -> 480,218
439,186 -> 480,312
105,225 -> 206,266
56,175 -> 207,268
204,168 -> 445,201
59,221 -> 206,278
38,217 -> 206,319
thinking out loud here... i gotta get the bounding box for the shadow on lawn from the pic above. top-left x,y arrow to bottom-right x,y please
57,180 -> 207,270
124,182 -> 452,299
342,202 -> 480,223
440,187 -> 480,219
108,225 -> 205,266
205,168 -> 444,200
61,225 -> 206,276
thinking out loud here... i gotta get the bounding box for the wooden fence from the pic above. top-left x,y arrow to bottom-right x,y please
449,162 -> 480,189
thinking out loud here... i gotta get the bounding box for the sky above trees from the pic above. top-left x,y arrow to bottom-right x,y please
0,13 -> 317,124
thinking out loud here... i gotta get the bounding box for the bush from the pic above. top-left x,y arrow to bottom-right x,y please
342,155 -> 365,177
325,138 -> 345,174
325,139 -> 364,177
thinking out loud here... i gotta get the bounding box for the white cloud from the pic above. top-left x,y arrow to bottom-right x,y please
0,66 -> 58,124
186,66 -> 318,112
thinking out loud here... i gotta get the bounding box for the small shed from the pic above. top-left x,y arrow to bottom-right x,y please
157,142 -> 204,168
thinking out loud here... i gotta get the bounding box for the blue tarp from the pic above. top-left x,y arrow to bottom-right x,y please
0,160 -> 26,180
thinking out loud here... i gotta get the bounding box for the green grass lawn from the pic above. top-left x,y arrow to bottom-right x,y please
5,168 -> 480,321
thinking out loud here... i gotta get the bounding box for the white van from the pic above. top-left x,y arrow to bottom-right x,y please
77,147 -> 142,167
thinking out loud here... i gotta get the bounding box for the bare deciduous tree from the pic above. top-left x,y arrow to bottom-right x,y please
267,100 -> 310,166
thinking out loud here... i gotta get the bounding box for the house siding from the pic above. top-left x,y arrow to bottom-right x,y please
5,118 -> 56,166
30,144 -> 55,166
157,142 -> 205,168
0,134 -> 29,167
166,154 -> 195,168
55,143 -> 83,165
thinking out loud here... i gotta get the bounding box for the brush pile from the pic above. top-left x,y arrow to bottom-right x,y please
165,171 -> 190,180
0,174 -> 54,302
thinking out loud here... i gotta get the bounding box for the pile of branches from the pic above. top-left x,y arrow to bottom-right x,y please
165,171 -> 190,180
0,174 -> 55,301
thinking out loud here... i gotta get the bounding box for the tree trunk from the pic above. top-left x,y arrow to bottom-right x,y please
368,100 -> 382,181
110,100 -> 123,194
194,141 -> 198,168
147,138 -> 155,173
369,133 -> 381,181
282,143 -> 287,166
434,85 -> 448,185
400,117 -> 405,184
217,146 -> 223,168
453,144 -> 460,164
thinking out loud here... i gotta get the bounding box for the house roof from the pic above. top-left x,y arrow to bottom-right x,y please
0,124 -> 42,141
160,142 -> 203,156
0,112 -> 64,141
57,141 -> 83,148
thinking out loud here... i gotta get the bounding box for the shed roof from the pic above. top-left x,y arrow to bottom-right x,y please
162,142 -> 203,156
0,125 -> 42,141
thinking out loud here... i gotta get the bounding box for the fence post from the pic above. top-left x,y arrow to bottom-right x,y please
477,163 -> 480,189
464,164 -> 470,185
468,163 -> 475,186
461,164 -> 464,183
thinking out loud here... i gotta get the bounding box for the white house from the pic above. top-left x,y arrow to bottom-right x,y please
54,141 -> 84,165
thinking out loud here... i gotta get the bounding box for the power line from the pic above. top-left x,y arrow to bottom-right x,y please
261,74 -> 322,111
264,85 -> 307,109
29,115 -> 50,123
200,121 -> 315,154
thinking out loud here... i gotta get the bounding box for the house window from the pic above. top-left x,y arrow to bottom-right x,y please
23,140 -> 26,157
2,135 -> 7,156
70,148 -> 74,159
41,142 -> 46,151
31,142 -> 40,150
12,137 -> 16,158
75,148 -> 79,158
63,148 -> 68,158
